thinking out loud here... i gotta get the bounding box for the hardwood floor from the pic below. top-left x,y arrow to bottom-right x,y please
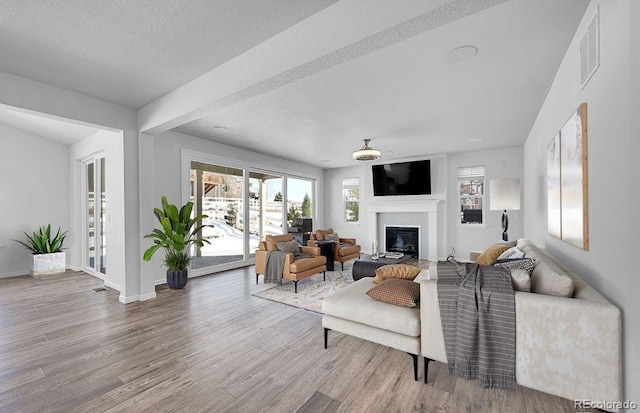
0,268 -> 588,412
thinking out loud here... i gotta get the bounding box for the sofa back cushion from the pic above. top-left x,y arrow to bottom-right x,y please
266,233 -> 293,251
516,239 -> 575,298
315,228 -> 334,241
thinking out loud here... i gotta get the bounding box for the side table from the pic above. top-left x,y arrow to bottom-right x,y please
315,240 -> 335,271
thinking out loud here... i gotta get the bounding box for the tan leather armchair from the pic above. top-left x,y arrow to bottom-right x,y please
255,234 -> 326,293
308,228 -> 361,270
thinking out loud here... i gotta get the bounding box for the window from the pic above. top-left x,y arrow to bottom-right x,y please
458,166 -> 485,225
343,178 -> 360,223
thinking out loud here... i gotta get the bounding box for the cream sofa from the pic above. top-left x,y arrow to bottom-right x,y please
323,239 -> 622,406
421,239 -> 622,405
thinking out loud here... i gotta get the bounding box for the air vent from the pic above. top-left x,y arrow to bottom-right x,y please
580,7 -> 600,89
91,287 -> 107,292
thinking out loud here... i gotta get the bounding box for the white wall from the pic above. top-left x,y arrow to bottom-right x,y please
139,130 -> 326,286
325,154 -> 448,258
0,71 -> 141,302
69,129 -> 126,292
523,0 -> 638,403
448,146 -> 524,260
0,123 -> 69,277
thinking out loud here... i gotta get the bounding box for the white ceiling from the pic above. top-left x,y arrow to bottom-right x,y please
0,0 -> 338,109
0,0 -> 589,168
0,104 -> 99,145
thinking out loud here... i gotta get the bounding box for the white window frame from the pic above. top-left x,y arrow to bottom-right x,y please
458,166 -> 486,227
342,177 -> 360,224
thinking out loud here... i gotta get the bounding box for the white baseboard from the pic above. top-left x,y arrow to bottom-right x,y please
0,270 -> 28,279
119,294 -> 139,304
140,292 -> 157,301
155,279 -> 166,286
69,265 -> 82,272
103,280 -> 121,292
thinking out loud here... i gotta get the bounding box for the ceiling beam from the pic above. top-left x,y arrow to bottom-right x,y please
137,0 -> 508,135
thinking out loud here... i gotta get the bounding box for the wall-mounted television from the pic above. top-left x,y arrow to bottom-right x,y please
372,160 -> 431,196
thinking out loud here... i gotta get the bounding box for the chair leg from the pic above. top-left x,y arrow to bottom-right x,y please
323,271 -> 326,281
324,328 -> 330,349
294,281 -> 298,293
256,273 -> 259,284
341,262 -> 344,271
424,357 -> 432,383
407,353 -> 418,381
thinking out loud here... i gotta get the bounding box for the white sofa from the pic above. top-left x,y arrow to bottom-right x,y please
323,239 -> 623,406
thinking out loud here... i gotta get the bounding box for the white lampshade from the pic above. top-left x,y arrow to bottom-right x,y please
490,179 -> 520,211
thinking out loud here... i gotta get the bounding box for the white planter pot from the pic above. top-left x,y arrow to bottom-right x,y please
30,252 -> 66,277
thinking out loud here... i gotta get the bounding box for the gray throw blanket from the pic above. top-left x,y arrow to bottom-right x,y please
437,260 -> 516,390
264,251 -> 313,285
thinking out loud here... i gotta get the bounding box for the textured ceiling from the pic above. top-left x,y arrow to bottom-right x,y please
0,0 -> 338,108
175,0 -> 590,168
0,0 -> 589,167
0,104 -> 99,145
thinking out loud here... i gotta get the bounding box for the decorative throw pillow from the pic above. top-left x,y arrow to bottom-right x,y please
366,278 -> 421,307
508,268 -> 531,292
494,257 -> 537,274
373,264 -> 422,284
475,244 -> 511,266
497,246 -> 525,261
276,240 -> 300,253
496,240 -> 518,248
324,233 -> 340,242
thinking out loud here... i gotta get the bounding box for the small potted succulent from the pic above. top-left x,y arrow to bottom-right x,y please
143,196 -> 212,289
14,224 -> 67,277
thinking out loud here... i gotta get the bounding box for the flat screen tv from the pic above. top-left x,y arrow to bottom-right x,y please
372,160 -> 431,196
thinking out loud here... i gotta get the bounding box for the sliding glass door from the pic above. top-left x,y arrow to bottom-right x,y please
286,177 -> 314,246
249,172 -> 283,258
84,156 -> 106,275
185,153 -> 316,274
190,162 -> 245,269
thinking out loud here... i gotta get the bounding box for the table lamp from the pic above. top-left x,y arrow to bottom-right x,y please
489,179 -> 520,241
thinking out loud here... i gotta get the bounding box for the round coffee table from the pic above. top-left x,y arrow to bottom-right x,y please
352,254 -> 413,280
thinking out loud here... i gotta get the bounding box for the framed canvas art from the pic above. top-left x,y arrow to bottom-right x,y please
555,103 -> 589,250
547,132 -> 562,239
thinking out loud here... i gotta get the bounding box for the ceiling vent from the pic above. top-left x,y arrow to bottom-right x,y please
580,7 -> 600,89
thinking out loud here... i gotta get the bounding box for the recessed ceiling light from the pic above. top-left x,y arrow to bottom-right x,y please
320,159 -> 330,163
445,46 -> 478,64
469,137 -> 486,143
212,126 -> 229,131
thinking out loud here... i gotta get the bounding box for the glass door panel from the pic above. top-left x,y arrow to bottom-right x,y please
249,172 -> 283,258
190,161 -> 245,269
86,162 -> 95,271
85,157 -> 106,274
286,177 -> 313,246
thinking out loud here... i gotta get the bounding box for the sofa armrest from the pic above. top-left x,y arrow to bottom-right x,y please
255,249 -> 267,274
469,251 -> 482,261
300,246 -> 320,256
339,238 -> 356,245
515,292 -> 622,404
419,280 -> 447,363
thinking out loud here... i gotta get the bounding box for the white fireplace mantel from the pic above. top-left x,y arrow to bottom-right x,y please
367,199 -> 442,260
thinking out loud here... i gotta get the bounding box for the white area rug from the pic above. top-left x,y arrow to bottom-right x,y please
253,266 -> 354,314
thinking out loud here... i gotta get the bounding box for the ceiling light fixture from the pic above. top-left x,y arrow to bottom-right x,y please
352,139 -> 381,161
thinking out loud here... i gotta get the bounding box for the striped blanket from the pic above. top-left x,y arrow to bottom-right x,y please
437,261 -> 516,390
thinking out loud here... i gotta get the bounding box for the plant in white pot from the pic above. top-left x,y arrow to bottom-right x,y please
143,196 -> 212,289
14,224 -> 68,277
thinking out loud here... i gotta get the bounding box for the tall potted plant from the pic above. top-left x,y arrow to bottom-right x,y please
143,196 -> 211,289
14,224 -> 68,277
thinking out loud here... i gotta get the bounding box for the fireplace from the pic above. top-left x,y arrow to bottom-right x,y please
385,226 -> 420,258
